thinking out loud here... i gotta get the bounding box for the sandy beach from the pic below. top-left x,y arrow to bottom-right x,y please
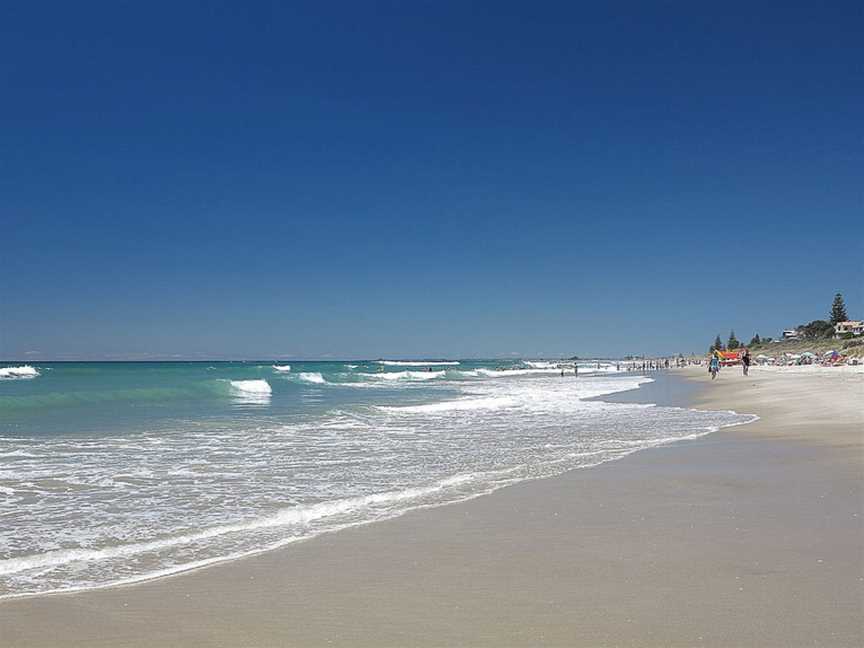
6,2 -> 861,645
2,367 -> 861,647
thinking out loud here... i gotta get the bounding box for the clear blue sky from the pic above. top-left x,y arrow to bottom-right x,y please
2,2 -> 862,360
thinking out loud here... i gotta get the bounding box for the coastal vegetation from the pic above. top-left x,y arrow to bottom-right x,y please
831,292 -> 848,324
708,292 -> 863,358
709,330 -> 743,352
747,337 -> 863,359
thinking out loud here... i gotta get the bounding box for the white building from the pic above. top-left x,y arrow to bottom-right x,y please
782,329 -> 801,340
834,320 -> 864,337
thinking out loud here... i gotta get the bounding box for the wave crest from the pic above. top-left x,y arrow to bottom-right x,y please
0,366 -> 40,380
476,367 -> 560,377
229,380 -> 272,394
359,370 -> 445,381
297,372 -> 326,384
378,397 -> 516,414
377,360 -> 460,366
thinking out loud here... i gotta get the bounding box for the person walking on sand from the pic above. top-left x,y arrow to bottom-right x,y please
709,352 -> 720,380
741,348 -> 751,376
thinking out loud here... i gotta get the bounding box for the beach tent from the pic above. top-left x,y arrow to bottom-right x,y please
717,351 -> 741,366
824,350 -> 843,364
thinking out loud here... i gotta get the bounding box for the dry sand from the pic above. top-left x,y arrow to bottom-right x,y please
2,367 -> 861,647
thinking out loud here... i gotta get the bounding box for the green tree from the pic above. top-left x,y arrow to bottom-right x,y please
710,334 -> 724,352
749,333 -> 761,346
798,320 -> 834,339
727,330 -> 740,350
830,293 -> 848,324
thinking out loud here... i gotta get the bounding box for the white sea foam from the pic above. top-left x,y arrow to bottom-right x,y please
0,470 -> 496,580
477,367 -> 560,377
522,361 -> 558,369
0,450 -> 40,458
297,372 -> 326,384
377,360 -> 460,366
272,365 -> 291,373
0,365 -> 40,379
452,369 -> 480,378
0,366 -> 754,600
359,370 -> 446,381
379,397 -> 517,414
229,379 -> 272,394
577,363 -> 624,374
0,468 -> 527,599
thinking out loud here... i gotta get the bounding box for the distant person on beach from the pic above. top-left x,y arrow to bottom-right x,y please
741,349 -> 751,376
709,352 -> 720,380
574,364 -> 579,376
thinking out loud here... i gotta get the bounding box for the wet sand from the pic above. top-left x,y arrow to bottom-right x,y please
2,367 -> 862,647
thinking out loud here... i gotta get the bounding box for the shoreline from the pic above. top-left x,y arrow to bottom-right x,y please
0,372 -> 726,604
0,373 -> 742,604
2,368 -> 861,646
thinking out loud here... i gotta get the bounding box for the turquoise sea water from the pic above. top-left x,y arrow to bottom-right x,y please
0,360 -> 753,598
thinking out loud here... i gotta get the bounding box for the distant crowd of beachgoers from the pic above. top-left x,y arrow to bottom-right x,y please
702,348 -> 859,368
604,348 -> 862,383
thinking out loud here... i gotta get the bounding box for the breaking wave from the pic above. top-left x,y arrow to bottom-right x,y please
377,360 -> 460,366
0,362 -> 758,600
229,380 -> 272,394
477,367 -> 560,377
0,366 -> 40,380
297,372 -> 326,384
451,369 -> 480,378
378,396 -> 517,414
359,370 -> 446,381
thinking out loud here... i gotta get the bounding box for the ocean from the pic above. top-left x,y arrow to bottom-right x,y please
0,360 -> 753,598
